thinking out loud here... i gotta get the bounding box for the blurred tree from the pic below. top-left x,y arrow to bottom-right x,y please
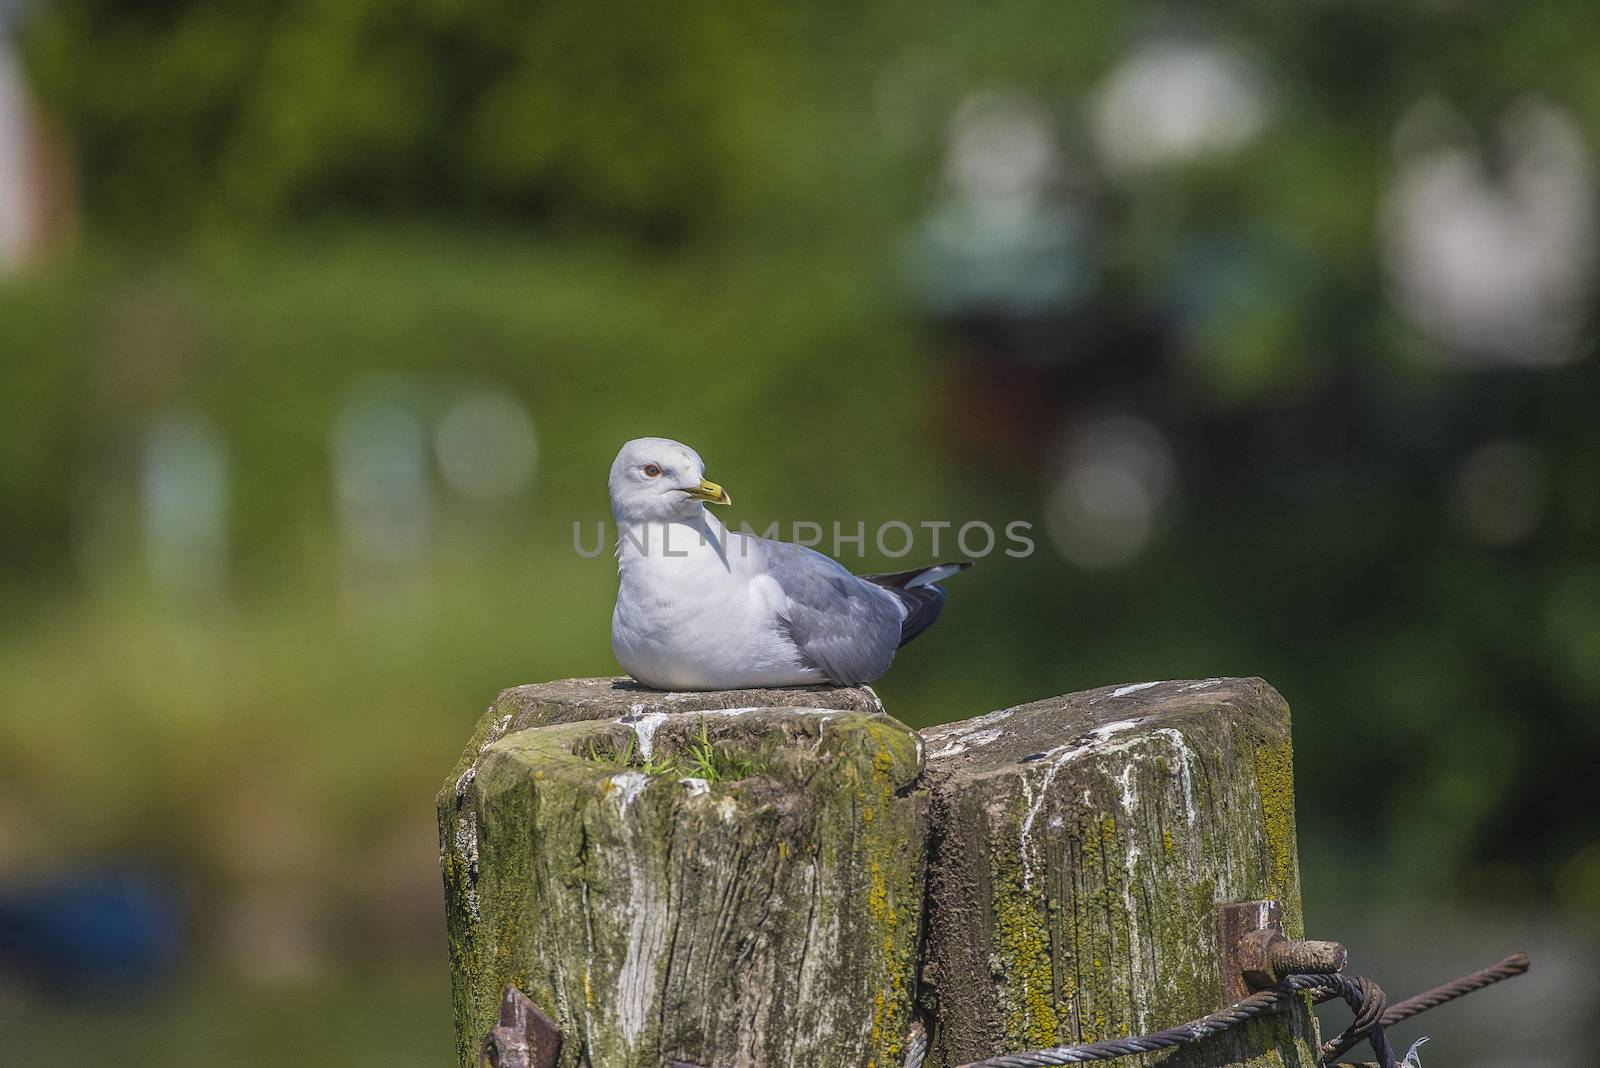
20,0 -> 786,238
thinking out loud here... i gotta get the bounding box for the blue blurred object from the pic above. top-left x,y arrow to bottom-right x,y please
0,871 -> 182,986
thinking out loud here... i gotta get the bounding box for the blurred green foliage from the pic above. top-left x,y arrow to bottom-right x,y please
22,0 -> 1600,242
20,0 -> 796,236
2,2 -> 1600,1062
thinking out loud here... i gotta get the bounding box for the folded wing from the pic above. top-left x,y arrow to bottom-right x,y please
757,540 -> 903,686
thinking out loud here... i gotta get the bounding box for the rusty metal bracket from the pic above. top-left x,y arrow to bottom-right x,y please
1219,900 -> 1283,1003
480,985 -> 561,1068
1219,899 -> 1348,1004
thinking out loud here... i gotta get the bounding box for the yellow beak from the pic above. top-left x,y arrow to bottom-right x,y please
688,477 -> 732,506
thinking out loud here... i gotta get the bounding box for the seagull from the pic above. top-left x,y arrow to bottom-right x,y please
608,437 -> 970,691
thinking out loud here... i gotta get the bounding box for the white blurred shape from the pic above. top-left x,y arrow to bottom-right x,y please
332,387 -> 431,568
1093,40 -> 1267,172
1451,439 -> 1547,546
908,90 -> 1088,320
1045,415 -> 1177,569
946,91 -> 1059,212
0,30 -> 35,271
142,411 -> 230,598
1384,99 -> 1597,366
435,387 -> 538,502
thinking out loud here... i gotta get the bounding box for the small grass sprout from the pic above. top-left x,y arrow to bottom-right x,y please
683,720 -> 760,784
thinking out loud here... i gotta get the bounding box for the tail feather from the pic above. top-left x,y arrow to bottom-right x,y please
860,561 -> 972,589
860,561 -> 972,647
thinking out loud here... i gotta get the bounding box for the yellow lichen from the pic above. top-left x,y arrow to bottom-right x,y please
994,800 -> 1061,1048
996,881 -> 1060,1046
859,727 -> 912,1066
1252,739 -> 1298,897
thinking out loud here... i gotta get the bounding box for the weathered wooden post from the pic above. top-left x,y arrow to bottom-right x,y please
918,677 -> 1318,1067
440,676 -> 1320,1068
439,678 -> 926,1068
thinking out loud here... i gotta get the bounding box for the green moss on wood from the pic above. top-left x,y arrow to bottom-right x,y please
919,678 -> 1320,1068
440,704 -> 926,1068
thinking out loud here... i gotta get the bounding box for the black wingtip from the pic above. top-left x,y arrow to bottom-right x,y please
860,561 -> 973,591
890,584 -> 948,647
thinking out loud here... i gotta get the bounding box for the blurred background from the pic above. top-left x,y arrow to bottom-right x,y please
1,1 -> 1597,1064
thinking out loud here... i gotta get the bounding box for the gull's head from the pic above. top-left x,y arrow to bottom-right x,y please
608,437 -> 731,523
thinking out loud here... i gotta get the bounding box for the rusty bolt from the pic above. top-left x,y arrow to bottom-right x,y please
480,985 -> 560,1068
1238,928 -> 1348,990
1237,928 -> 1282,989
1271,938 -> 1348,977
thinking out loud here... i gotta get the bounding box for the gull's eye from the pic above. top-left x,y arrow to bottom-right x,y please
642,463 -> 662,478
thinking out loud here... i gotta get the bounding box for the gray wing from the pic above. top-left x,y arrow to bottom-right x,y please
753,538 -> 905,686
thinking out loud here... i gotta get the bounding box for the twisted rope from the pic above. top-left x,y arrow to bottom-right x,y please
955,973 -> 1393,1068
1319,952 -> 1530,1063
1317,974 -> 1392,1066
956,952 -> 1528,1068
